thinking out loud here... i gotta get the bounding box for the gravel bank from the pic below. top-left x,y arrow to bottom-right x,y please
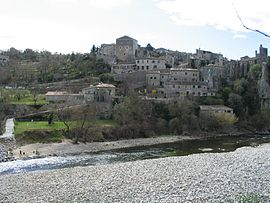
1,144 -> 270,203
13,135 -> 195,159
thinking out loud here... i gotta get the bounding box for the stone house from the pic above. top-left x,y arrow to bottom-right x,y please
170,68 -> 200,83
82,83 -> 116,103
0,55 -> 9,67
200,64 -> 226,89
256,44 -> 268,64
164,81 -> 208,98
136,58 -> 166,71
45,91 -> 83,103
199,105 -> 234,115
146,71 -> 161,87
111,63 -> 137,74
97,44 -> 116,65
98,44 -> 116,56
116,36 -> 138,63
82,83 -> 116,118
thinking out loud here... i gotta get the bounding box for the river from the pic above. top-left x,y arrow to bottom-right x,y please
1,133 -> 270,175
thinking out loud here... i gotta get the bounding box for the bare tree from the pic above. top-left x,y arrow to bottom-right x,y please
233,4 -> 270,38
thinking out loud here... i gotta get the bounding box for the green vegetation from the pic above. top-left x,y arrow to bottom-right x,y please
222,192 -> 269,203
14,121 -> 66,144
14,118 -> 116,145
15,121 -> 66,135
0,47 -> 111,85
0,88 -> 47,105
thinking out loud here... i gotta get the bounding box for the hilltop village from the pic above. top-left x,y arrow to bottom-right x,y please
0,36 -> 270,143
46,36 -> 269,115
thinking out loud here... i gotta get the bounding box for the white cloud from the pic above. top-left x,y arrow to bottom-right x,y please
88,0 -> 132,9
156,0 -> 270,36
233,34 -> 247,39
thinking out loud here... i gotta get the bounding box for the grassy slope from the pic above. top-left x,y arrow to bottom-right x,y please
14,120 -> 116,144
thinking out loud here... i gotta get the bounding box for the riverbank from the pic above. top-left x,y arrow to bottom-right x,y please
1,142 -> 270,202
12,130 -> 268,160
13,135 -> 196,159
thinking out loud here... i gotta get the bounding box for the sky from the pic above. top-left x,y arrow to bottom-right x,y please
0,0 -> 270,60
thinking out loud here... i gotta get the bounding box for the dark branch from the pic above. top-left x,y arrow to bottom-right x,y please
233,4 -> 270,38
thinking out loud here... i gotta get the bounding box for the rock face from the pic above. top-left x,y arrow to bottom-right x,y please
258,62 -> 270,108
0,144 -> 270,203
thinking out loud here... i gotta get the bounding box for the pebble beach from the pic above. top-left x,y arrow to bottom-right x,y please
0,143 -> 270,203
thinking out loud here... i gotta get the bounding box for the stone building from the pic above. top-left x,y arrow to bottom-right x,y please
170,68 -> 200,83
111,63 -> 137,74
97,44 -> 116,65
45,91 -> 83,103
136,58 -> 166,71
82,83 -> 116,118
200,64 -> 226,90
146,71 -> 161,87
196,49 -> 224,66
82,83 -> 116,103
98,44 -> 116,56
164,81 -> 208,98
199,105 -> 234,115
0,55 -> 9,67
145,67 -> 210,100
115,36 -> 138,63
256,44 -> 268,64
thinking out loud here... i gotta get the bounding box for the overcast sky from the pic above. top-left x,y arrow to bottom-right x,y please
0,0 -> 269,59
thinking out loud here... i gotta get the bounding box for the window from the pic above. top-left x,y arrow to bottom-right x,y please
150,77 -> 153,79
137,60 -> 139,63
153,65 -> 157,69
185,72 -> 187,75
154,77 -> 156,79
173,85 -> 175,88
193,85 -> 195,88
162,76 -> 164,79
152,60 -> 155,63
142,66 -> 144,70
146,66 -> 149,70
158,60 -> 160,63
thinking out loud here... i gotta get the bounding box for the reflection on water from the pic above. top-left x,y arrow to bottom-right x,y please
0,134 -> 269,175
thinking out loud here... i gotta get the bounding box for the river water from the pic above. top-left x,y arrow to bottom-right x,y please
0,133 -> 270,175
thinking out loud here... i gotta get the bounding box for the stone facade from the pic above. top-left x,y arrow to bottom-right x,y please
200,65 -> 226,89
111,63 -> 137,74
170,68 -> 199,83
199,105 -> 234,115
82,83 -> 116,103
98,44 -> 116,56
0,55 -> 9,67
45,91 -> 83,103
256,44 -> 268,64
164,81 -> 208,98
115,36 -> 138,63
136,58 -> 166,71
